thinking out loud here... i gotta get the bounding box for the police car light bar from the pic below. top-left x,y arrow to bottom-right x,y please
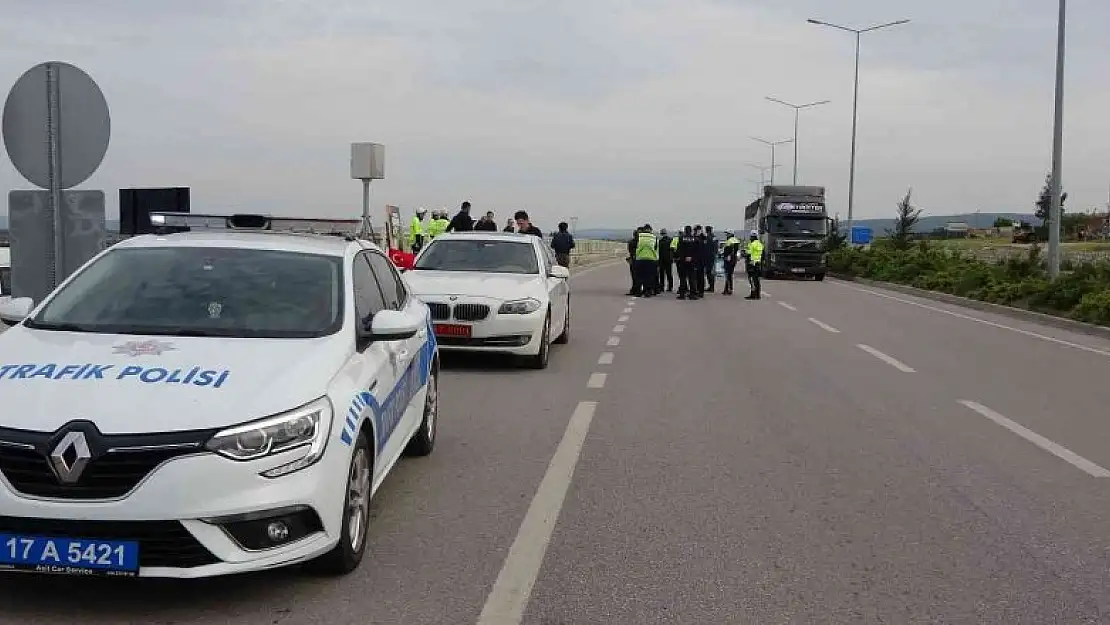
148,212 -> 362,236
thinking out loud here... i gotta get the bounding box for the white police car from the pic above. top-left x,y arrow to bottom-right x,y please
0,213 -> 439,578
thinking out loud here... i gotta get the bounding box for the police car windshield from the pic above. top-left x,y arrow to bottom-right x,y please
26,247 -> 344,339
768,217 -> 827,236
413,239 -> 540,274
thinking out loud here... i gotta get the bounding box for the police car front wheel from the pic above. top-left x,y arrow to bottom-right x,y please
309,431 -> 372,575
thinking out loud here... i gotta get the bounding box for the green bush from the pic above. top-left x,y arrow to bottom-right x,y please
827,243 -> 1110,327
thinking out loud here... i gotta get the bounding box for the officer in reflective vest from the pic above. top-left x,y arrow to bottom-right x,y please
427,210 -> 448,240
744,229 -> 764,300
721,232 -> 741,295
410,208 -> 428,253
634,225 -> 659,298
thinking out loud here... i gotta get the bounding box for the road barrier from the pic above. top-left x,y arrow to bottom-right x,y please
568,239 -> 626,267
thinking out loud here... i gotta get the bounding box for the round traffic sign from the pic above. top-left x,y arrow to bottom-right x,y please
2,61 -> 111,190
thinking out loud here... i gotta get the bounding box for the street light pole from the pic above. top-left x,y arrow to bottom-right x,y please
808,17 -> 910,239
750,137 -> 793,185
1047,0 -> 1066,279
765,97 -> 831,184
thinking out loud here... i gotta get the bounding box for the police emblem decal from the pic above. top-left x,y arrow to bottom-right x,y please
112,339 -> 177,356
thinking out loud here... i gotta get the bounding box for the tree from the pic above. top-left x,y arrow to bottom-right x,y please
993,216 -> 1014,228
826,216 -> 847,250
887,187 -> 922,250
1034,171 -> 1067,225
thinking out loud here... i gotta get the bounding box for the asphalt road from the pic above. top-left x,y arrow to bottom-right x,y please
4,262 -> 1110,624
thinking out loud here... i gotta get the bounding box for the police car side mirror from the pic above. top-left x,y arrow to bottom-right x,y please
369,309 -> 421,341
0,297 -> 33,326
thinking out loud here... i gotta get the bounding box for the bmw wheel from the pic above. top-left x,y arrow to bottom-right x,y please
553,297 -> 570,344
404,360 -> 438,457
525,310 -> 551,369
309,431 -> 372,575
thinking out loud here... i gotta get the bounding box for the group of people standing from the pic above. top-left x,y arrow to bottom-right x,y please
408,202 -> 544,253
627,225 -> 764,300
406,201 -> 578,269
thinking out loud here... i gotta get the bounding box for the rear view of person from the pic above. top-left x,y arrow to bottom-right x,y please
656,228 -> 674,293
551,221 -> 575,267
633,225 -> 659,298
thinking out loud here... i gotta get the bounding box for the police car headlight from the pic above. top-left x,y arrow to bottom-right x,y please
206,397 -> 333,476
498,298 -> 542,315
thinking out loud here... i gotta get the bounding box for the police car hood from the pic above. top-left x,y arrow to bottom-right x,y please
0,328 -> 347,434
404,270 -> 546,300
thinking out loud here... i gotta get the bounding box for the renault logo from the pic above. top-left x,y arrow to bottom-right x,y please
49,431 -> 93,485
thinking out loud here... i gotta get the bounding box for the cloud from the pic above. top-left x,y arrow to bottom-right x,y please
0,0 -> 1107,230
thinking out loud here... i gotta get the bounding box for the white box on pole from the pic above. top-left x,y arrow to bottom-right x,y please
350,143 -> 385,180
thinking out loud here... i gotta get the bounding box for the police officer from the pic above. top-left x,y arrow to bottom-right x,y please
721,231 -> 741,295
703,226 -> 719,293
626,227 -> 641,296
745,229 -> 764,299
410,208 -> 428,253
656,228 -> 674,294
690,225 -> 707,299
675,225 -> 700,300
634,225 -> 659,297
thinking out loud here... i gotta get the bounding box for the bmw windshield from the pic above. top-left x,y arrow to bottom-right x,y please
414,239 -> 540,274
24,247 -> 344,338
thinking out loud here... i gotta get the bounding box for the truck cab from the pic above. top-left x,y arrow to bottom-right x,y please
744,185 -> 829,281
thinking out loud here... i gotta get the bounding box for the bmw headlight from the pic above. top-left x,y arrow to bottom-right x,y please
206,396 -> 333,478
498,298 -> 542,315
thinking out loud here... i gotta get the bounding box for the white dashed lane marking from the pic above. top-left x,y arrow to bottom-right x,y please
777,301 -> 797,311
613,325 -> 625,333
857,344 -> 916,373
587,373 -> 607,389
618,315 -> 629,322
808,318 -> 840,333
476,401 -> 599,625
622,307 -> 633,313
598,352 -> 614,365
959,400 -> 1110,478
607,336 -> 621,346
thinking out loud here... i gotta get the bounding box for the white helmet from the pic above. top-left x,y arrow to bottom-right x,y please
416,207 -> 427,215
750,229 -> 759,238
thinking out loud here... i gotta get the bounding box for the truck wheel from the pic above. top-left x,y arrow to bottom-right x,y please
814,273 -> 826,282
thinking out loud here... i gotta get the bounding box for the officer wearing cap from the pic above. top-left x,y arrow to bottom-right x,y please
721,231 -> 741,295
744,229 -> 764,299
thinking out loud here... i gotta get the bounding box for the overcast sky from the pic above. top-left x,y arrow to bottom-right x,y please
1,0 -> 1107,229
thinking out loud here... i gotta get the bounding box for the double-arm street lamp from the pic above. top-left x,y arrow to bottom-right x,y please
765,97 -> 831,185
749,137 -> 794,186
807,17 -> 910,237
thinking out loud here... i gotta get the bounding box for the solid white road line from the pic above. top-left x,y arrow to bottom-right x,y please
959,400 -> 1110,478
587,373 -> 607,389
613,324 -> 626,333
622,307 -> 633,314
607,336 -> 621,346
836,282 -> 1110,358
598,352 -> 614,365
618,315 -> 629,322
857,344 -> 916,373
808,318 -> 840,333
778,302 -> 797,311
476,401 -> 600,625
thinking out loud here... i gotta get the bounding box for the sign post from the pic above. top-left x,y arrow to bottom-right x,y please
2,61 -> 110,300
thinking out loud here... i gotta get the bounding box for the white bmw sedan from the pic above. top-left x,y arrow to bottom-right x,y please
403,232 -> 570,369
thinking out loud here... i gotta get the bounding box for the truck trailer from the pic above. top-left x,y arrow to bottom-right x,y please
743,185 -> 829,280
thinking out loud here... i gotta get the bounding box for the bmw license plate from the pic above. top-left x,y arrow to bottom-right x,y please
1,533 -> 139,576
434,323 -> 472,338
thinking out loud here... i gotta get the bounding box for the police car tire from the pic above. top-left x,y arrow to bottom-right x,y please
308,431 -> 372,576
404,360 -> 438,457
524,311 -> 551,369
553,297 -> 570,344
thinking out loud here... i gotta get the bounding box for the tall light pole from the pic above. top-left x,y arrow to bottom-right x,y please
765,97 -> 831,184
744,162 -> 781,190
808,17 -> 910,239
750,137 -> 794,185
1047,0 -> 1066,279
